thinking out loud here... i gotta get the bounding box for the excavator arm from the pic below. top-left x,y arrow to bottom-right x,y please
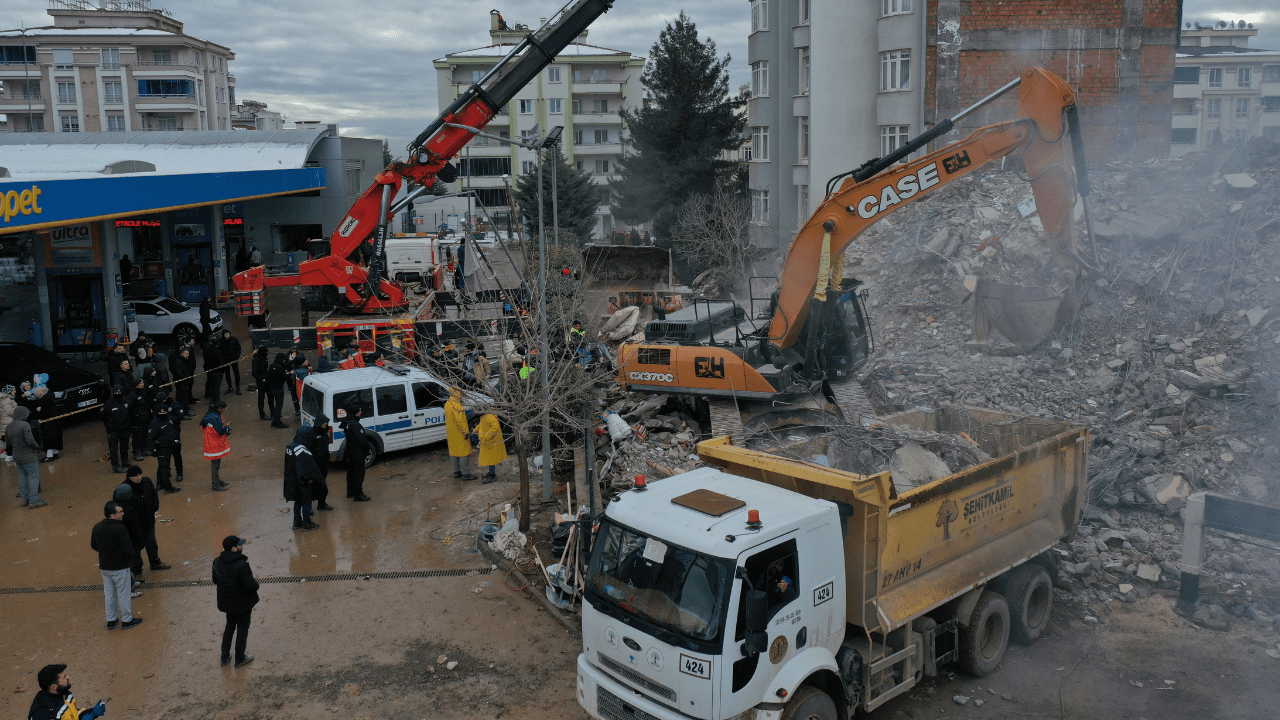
232,0 -> 616,313
768,67 -> 1089,351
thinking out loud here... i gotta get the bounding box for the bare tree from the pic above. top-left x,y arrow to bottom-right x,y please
669,184 -> 757,283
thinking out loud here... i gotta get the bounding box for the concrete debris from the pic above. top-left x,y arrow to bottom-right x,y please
1223,173 -> 1257,190
953,695 -> 971,705
888,442 -> 954,493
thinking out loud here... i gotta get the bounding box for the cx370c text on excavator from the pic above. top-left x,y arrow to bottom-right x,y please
618,67 -> 1099,436
230,0 -> 616,316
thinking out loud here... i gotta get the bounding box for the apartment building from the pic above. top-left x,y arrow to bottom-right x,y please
433,10 -> 644,240
1171,22 -> 1280,154
747,0 -> 1181,247
231,99 -> 285,131
0,0 -> 234,134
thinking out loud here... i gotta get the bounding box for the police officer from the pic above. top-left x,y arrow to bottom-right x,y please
146,405 -> 182,494
305,414 -> 333,511
101,386 -> 132,473
340,405 -> 371,501
125,377 -> 151,462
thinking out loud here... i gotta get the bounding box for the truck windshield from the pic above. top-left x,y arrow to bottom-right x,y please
587,519 -> 733,644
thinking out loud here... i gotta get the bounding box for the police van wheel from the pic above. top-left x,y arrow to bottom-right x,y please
1005,564 -> 1053,645
363,435 -> 379,468
958,590 -> 1009,677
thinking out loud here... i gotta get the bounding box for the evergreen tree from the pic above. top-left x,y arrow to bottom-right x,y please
513,146 -> 602,245
612,12 -> 745,244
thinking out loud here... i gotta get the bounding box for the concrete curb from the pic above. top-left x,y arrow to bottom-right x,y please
476,529 -> 581,637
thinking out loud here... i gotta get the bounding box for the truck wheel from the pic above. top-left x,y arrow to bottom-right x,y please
958,590 -> 1010,677
781,686 -> 837,720
1005,564 -> 1053,645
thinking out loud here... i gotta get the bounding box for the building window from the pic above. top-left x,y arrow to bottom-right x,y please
518,99 -> 534,114
1170,128 -> 1197,144
26,115 -> 45,131
751,126 -> 769,161
459,157 -> 512,176
548,98 -> 563,114
1173,66 -> 1200,84
573,129 -> 583,145
138,79 -> 193,97
53,49 -> 74,68
56,81 -> 76,104
101,48 -> 120,68
548,67 -> 561,82
743,143 -> 752,161
193,51 -> 201,67
219,116 -> 227,131
199,111 -> 206,130
103,81 -> 123,104
18,80 -> 40,99
1,46 -> 36,64
751,189 -> 769,223
228,86 -> 235,105
60,113 -> 79,132
592,68 -> 609,83
155,114 -> 178,131
881,0 -> 912,15
1208,68 -> 1223,88
881,124 -> 910,156
522,160 -> 536,174
751,61 -> 769,97
1266,66 -> 1280,84
798,0 -> 809,24
881,50 -> 910,91
575,160 -> 584,171
572,99 -> 582,114
1264,96 -> 1280,113
1237,67 -> 1252,88
799,117 -> 809,159
593,98 -> 609,113
153,49 -> 171,65
798,185 -> 809,215
345,167 -> 361,192
798,49 -> 809,94
1236,98 -> 1250,118
1207,98 -> 1221,117
594,129 -> 610,144
471,69 -> 483,83
106,114 -> 126,132
595,159 -> 610,174
751,0 -> 768,32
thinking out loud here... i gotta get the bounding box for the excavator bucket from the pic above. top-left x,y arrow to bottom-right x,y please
972,278 -> 1078,350
580,244 -> 678,316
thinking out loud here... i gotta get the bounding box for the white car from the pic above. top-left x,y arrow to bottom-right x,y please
126,294 -> 224,342
300,364 -> 492,467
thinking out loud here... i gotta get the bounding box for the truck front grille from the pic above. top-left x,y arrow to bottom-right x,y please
598,653 -> 676,702
598,686 -> 660,720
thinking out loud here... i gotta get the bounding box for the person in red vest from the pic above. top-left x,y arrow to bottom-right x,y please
201,400 -> 232,492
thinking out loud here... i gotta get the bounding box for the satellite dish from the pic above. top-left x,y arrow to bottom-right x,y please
1237,20 -> 1245,29
1185,22 -> 1191,29
1248,23 -> 1254,29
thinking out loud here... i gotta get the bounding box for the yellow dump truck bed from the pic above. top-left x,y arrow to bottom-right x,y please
697,405 -> 1089,633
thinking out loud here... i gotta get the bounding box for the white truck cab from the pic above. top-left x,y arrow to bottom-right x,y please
299,364 -> 489,466
578,467 -> 844,720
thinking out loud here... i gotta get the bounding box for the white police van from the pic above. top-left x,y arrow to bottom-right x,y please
299,364 -> 490,467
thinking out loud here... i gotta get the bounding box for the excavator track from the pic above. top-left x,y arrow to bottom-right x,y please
831,379 -> 877,426
708,399 -> 746,444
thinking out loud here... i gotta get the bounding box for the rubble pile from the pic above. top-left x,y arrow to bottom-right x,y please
842,139 -> 1280,627
592,392 -> 703,500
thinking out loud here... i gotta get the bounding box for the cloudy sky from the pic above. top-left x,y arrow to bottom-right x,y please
7,0 -> 1278,153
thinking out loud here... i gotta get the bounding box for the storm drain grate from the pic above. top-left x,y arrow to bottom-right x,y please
0,567 -> 493,595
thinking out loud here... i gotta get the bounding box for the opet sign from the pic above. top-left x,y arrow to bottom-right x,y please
1,184 -> 43,224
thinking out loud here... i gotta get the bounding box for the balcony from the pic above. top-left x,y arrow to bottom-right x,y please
1172,114 -> 1199,128
1173,83 -> 1202,99
572,82 -> 622,94
573,142 -> 621,155
138,125 -> 186,132
573,112 -> 621,125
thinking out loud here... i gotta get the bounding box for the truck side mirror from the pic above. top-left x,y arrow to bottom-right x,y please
740,572 -> 770,656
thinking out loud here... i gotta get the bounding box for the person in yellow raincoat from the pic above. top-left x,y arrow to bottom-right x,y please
476,413 -> 506,484
444,388 -> 474,480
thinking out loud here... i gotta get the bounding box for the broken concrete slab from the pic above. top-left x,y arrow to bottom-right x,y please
1223,173 -> 1257,190
1137,564 -> 1161,582
889,442 -> 952,493
1142,474 -> 1191,507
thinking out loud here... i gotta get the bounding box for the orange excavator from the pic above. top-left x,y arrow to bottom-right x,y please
231,0 -> 615,315
617,67 -> 1099,434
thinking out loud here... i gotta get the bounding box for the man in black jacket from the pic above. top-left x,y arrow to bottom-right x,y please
284,426 -> 321,530
112,483 -> 147,583
172,346 -> 197,418
125,465 -> 170,571
251,346 -> 270,420
28,664 -> 106,720
212,535 -> 259,667
146,405 -> 182,494
91,501 -> 142,629
266,353 -> 290,429
305,414 -> 333,511
341,405 -> 372,501
100,386 -> 131,473
154,390 -> 186,482
202,337 -> 224,402
125,377 -> 151,462
220,329 -> 243,395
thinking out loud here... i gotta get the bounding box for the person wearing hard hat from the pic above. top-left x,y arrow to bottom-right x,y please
444,388 -> 474,480
476,413 -> 506,484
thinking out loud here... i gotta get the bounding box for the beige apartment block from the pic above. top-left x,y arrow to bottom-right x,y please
433,10 -> 644,239
0,0 -> 234,134
1172,22 -> 1280,154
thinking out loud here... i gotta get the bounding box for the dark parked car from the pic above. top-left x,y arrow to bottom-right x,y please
0,342 -> 107,420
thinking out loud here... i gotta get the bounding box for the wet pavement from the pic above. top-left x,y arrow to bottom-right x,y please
0,366 -> 578,719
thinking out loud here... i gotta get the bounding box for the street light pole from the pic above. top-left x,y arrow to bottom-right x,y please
536,138 -> 552,501
551,147 -> 560,249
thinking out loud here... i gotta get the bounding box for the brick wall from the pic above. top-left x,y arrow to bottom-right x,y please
926,0 -> 1181,160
